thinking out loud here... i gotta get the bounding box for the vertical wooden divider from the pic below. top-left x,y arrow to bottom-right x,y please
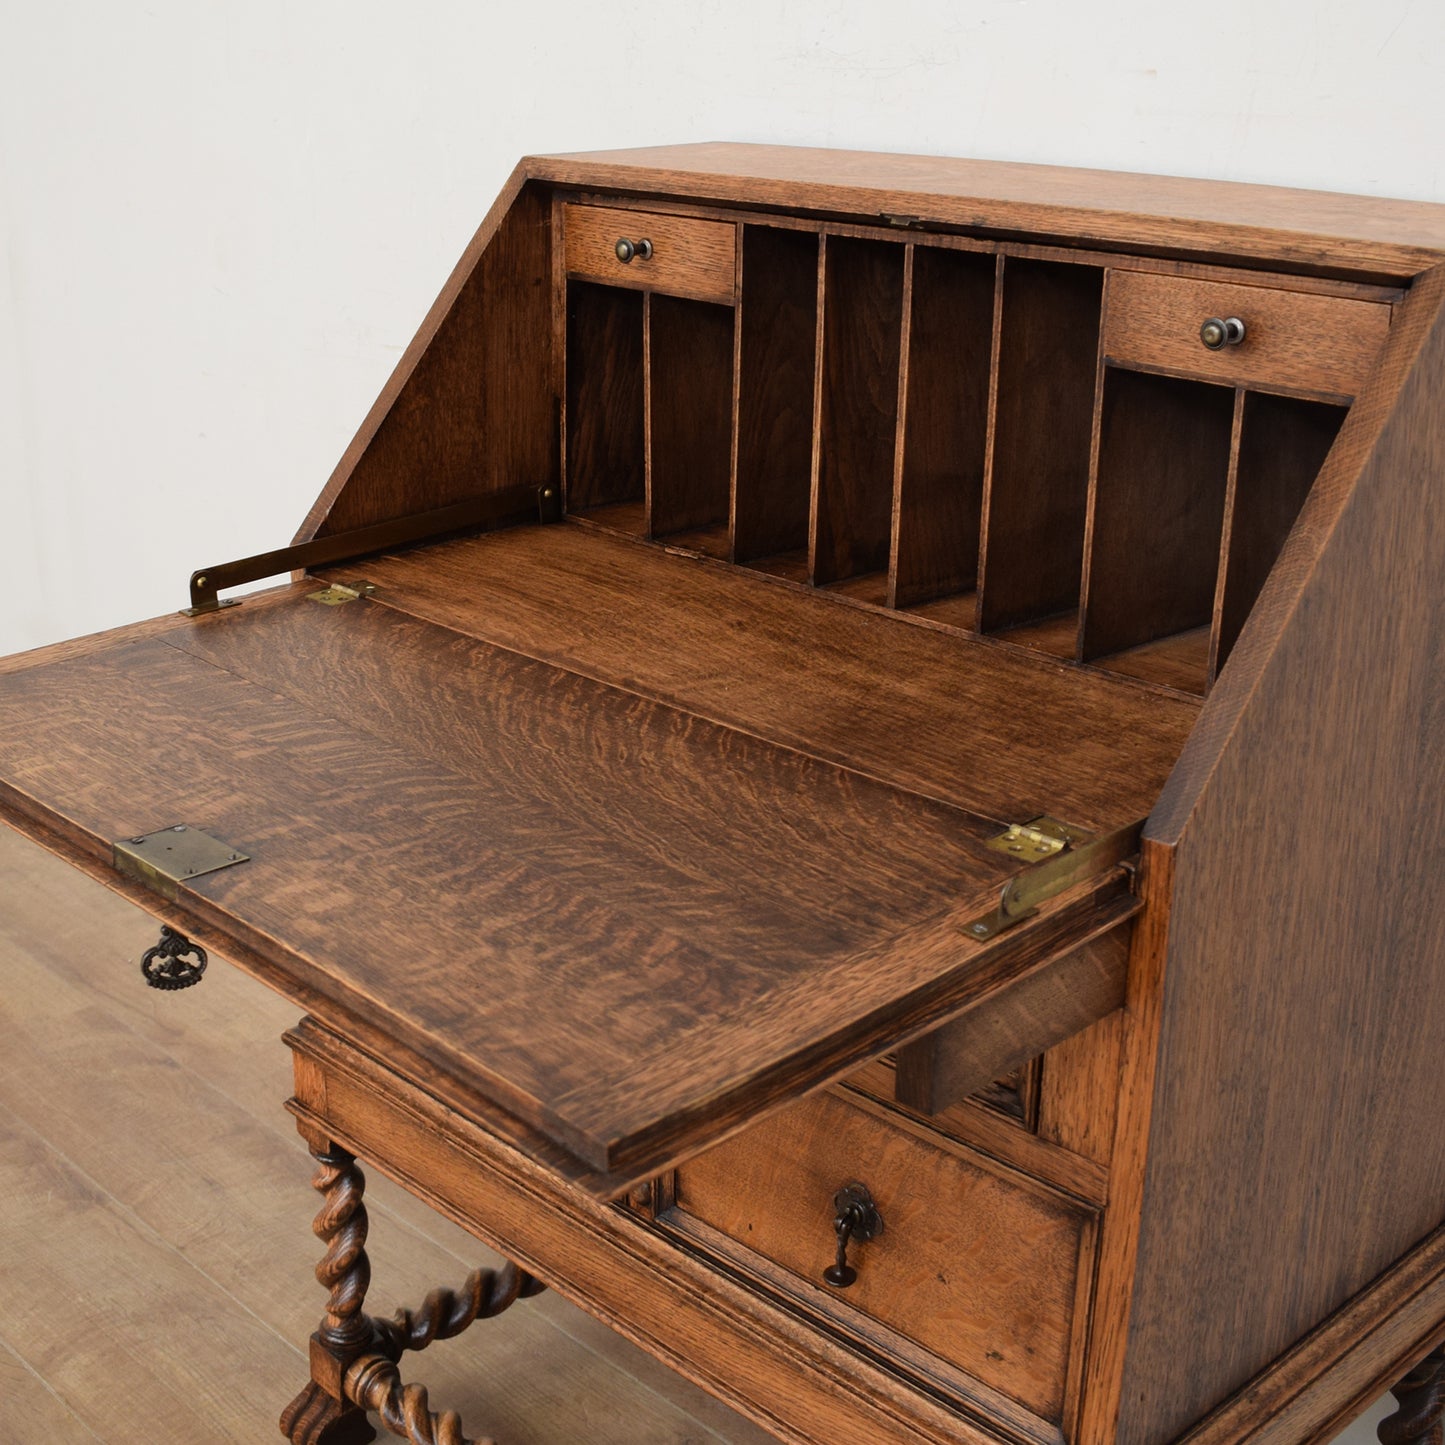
807,233 -> 828,583
642,291 -> 654,536
1076,270 -> 1114,663
727,220 -> 744,561
974,255 -> 1008,632
885,243 -> 916,608
551,193 -> 569,510
1206,389 -> 1248,684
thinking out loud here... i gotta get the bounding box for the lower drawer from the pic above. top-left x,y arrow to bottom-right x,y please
669,1086 -> 1098,1427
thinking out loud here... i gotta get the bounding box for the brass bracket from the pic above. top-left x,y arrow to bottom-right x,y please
965,818 -> 1145,942
114,825 -> 250,902
307,581 -> 377,606
184,482 -> 561,616
985,816 -> 1089,862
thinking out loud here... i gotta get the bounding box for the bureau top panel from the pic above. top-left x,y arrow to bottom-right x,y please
527,142 -> 1445,281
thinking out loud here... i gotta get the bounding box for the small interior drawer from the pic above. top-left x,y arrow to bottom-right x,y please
1103,269 -> 1390,399
669,1087 -> 1097,1425
564,203 -> 736,304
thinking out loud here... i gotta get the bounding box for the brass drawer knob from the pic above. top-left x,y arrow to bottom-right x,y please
823,1182 -> 884,1288
614,236 -> 653,264
1200,315 -> 1246,350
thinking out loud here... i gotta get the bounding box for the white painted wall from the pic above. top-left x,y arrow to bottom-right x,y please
1,0 -> 1442,655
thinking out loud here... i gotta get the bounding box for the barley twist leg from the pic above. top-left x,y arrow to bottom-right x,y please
1379,1346 -> 1445,1445
280,1145 -> 378,1445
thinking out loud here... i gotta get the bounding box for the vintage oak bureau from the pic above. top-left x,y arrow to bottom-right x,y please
1,145 -> 1443,1445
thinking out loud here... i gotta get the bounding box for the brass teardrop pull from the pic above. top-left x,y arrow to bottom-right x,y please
822,1182 -> 884,1288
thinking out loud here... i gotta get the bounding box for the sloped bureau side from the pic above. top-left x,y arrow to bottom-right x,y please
298,175 -> 557,539
1117,267 -> 1445,1443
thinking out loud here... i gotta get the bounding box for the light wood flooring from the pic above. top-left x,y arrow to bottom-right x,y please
0,825 -> 1395,1444
0,825 -> 775,1444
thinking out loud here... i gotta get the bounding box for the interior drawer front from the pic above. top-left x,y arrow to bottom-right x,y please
671,1087 -> 1095,1424
564,203 -> 736,304
1103,269 -> 1390,399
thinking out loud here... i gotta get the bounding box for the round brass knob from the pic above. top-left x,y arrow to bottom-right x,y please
1200,316 -> 1246,350
615,237 -> 653,264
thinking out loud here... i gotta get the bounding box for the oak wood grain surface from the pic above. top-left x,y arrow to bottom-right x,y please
1117,257 -> 1445,1445
1103,269 -> 1391,400
0,577 -> 1155,1189
528,143 -> 1445,278
345,522 -> 1198,830
564,202 -> 738,304
310,182 -> 556,538
1212,393 -> 1347,675
672,1086 -> 1094,1424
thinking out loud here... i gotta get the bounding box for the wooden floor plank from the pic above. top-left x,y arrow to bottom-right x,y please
0,824 -> 774,1445
1,1336 -> 105,1443
0,1115 -> 306,1443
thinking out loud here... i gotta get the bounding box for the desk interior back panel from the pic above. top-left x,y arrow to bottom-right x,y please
566,282 -> 645,514
734,226 -> 820,565
891,244 -> 995,610
647,294 -> 734,541
979,259 -> 1102,635
811,236 -> 905,587
1082,370 -> 1236,666
1212,391 -> 1347,678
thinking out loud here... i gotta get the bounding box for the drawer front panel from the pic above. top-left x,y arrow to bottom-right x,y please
564,203 -> 736,304
1103,269 -> 1390,399
671,1087 -> 1094,1424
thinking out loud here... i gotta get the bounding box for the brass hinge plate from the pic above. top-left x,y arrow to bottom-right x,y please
307,581 -> 377,606
114,826 -> 250,901
985,816 -> 1089,862
966,818 -> 1144,942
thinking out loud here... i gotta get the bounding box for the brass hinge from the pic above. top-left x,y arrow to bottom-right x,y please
984,816 -> 1089,862
307,581 -> 377,606
114,826 -> 250,902
184,482 -> 562,616
966,818 -> 1145,942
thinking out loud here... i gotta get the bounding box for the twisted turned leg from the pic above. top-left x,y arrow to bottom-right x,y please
1379,1346 -> 1445,1445
280,1141 -> 544,1445
280,1145 -> 379,1445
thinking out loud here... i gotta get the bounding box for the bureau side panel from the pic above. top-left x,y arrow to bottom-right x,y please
298,175 -> 557,538
1116,267 -> 1445,1444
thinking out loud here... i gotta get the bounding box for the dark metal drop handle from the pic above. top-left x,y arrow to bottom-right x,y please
141,925 -> 207,990
822,1182 -> 883,1288
615,236 -> 653,264
1200,315 -> 1246,350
